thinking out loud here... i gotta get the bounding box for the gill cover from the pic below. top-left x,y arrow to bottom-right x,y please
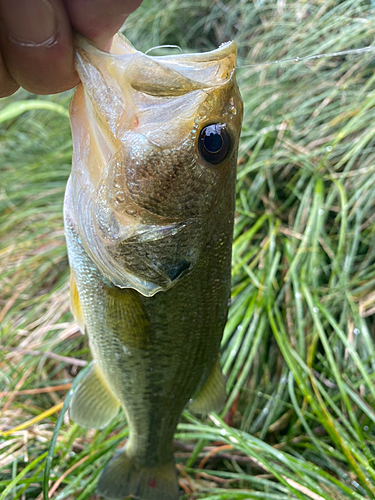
68,34 -> 241,296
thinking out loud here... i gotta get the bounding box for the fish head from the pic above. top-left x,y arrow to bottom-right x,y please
69,35 -> 243,296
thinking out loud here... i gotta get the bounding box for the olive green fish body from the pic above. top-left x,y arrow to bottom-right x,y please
64,34 -> 242,500
65,173 -> 233,465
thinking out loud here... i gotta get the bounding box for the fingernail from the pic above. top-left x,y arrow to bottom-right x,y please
0,0 -> 58,47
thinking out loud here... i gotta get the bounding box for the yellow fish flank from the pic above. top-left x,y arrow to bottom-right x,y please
64,34 -> 243,500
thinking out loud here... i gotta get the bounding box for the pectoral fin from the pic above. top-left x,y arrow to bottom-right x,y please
70,362 -> 120,429
70,270 -> 85,334
190,361 -> 226,414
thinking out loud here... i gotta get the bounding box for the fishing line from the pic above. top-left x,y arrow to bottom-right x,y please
145,44 -> 183,55
236,45 -> 375,69
144,43 -> 375,68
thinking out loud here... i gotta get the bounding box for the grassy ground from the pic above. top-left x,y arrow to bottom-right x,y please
1,0 -> 375,498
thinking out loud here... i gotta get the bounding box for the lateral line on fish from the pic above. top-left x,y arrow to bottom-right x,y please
236,45 -> 375,69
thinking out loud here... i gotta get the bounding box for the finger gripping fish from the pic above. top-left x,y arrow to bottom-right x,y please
64,34 -> 243,500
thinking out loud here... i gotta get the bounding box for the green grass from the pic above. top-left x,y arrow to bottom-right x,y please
1,0 -> 375,498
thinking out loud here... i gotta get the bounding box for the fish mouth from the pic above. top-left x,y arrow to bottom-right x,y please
74,34 -> 238,149
75,33 -> 238,94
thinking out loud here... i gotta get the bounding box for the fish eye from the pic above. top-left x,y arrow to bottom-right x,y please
198,124 -> 231,165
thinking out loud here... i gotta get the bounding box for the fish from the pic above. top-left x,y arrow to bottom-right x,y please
63,33 -> 243,500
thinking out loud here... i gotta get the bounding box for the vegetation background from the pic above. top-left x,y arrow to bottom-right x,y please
1,0 -> 375,498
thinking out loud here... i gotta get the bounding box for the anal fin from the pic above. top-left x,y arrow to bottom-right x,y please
190,361 -> 226,414
70,362 -> 120,429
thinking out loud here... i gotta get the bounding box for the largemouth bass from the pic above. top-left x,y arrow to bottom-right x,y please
64,34 -> 243,500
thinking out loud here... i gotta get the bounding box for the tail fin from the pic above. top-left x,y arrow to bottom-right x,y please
97,448 -> 179,500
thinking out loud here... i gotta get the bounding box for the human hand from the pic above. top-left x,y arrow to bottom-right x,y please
0,0 -> 143,97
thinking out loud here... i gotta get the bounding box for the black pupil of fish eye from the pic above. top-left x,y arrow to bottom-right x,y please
198,124 -> 231,165
204,128 -> 223,153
